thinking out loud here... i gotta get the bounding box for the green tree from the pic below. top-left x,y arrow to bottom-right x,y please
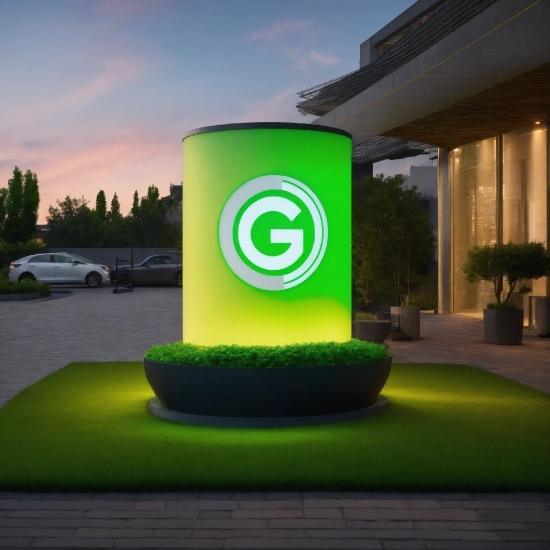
109,192 -> 122,222
3,167 -> 25,244
130,190 -> 139,217
130,185 -> 178,247
352,174 -> 435,307
0,188 -> 7,236
46,196 -> 99,247
21,169 -> 40,242
95,190 -> 107,223
1,167 -> 41,244
462,241 -> 550,308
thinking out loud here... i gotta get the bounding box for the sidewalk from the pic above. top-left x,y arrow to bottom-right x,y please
0,287 -> 548,548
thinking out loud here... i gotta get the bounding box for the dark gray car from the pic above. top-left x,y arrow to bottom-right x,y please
110,254 -> 182,287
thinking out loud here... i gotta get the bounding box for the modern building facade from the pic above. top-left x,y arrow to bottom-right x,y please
298,0 -> 550,317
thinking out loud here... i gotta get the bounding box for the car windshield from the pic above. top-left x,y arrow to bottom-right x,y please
69,254 -> 95,264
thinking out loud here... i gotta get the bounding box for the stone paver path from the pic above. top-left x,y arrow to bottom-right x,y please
0,492 -> 548,549
0,286 -> 182,408
0,286 -> 549,548
386,312 -> 550,394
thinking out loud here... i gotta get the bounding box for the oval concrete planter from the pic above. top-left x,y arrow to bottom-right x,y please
144,356 -> 392,420
355,320 -> 392,343
0,291 -> 41,302
390,306 -> 421,340
535,297 -> 550,337
483,308 -> 524,345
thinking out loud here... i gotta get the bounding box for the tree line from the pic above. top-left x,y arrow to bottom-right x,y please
46,185 -> 181,248
1,165 -> 181,249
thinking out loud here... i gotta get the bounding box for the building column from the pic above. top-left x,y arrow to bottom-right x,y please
547,123 -> 550,296
437,148 -> 451,314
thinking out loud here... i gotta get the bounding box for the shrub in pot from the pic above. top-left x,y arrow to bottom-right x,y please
144,340 -> 392,422
355,311 -> 391,343
462,241 -> 550,345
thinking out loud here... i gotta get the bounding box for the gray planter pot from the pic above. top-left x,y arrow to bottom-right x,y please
355,320 -> 392,343
144,356 -> 392,419
483,308 -> 524,345
535,297 -> 550,337
390,306 -> 421,340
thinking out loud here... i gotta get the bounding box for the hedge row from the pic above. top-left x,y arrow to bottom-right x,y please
145,339 -> 389,369
0,278 -> 51,296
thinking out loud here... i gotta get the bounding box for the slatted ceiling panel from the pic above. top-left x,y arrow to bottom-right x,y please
381,63 -> 550,149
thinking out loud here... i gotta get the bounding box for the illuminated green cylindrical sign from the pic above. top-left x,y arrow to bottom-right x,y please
182,123 -> 351,346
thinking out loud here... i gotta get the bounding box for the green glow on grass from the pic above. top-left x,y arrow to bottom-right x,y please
0,362 -> 548,491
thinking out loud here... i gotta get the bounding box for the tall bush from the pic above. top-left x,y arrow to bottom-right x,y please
462,241 -> 550,308
0,239 -> 46,269
352,174 -> 435,307
0,167 -> 40,244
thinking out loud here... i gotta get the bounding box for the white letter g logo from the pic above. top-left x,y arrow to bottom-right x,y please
219,175 -> 328,291
238,197 -> 303,271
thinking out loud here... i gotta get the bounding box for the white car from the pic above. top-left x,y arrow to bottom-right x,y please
9,252 -> 111,288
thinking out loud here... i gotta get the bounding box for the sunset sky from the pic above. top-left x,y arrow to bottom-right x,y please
1,0 -> 417,223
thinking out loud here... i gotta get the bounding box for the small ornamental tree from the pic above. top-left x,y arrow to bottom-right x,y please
462,241 -> 550,309
352,174 -> 435,307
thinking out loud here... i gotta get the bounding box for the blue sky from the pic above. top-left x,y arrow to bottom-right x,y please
1,0 -> 416,222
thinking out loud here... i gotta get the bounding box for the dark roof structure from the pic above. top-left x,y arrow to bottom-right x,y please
352,137 -> 432,164
297,0 -> 499,118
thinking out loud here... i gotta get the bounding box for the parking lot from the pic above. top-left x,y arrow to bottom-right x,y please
2,285 -> 549,408
0,285 -> 182,408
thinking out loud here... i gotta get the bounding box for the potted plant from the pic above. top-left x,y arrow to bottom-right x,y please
462,241 -> 550,345
355,311 -> 392,343
144,340 -> 392,426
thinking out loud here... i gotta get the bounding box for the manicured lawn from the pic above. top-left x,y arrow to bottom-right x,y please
0,362 -> 548,491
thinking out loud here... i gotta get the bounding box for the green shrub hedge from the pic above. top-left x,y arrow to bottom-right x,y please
145,339 -> 390,369
0,278 -> 51,297
0,239 -> 46,269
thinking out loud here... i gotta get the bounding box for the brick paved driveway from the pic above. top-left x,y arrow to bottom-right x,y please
0,286 -> 548,549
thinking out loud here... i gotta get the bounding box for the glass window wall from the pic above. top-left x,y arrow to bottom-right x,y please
451,138 -> 497,314
503,123 -> 548,298
450,123 -> 548,315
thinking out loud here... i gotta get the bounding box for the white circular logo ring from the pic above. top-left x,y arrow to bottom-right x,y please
219,175 -> 328,291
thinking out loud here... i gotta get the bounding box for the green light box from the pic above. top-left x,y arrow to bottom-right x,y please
182,122 -> 352,346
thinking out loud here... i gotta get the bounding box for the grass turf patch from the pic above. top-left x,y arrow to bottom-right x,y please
0,362 -> 548,491
145,339 -> 389,368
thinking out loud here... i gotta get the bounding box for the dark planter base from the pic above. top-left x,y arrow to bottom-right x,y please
483,308 -> 524,345
355,321 -> 392,343
148,395 -> 388,427
144,356 -> 392,422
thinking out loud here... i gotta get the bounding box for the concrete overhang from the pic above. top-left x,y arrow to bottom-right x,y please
313,0 -> 550,148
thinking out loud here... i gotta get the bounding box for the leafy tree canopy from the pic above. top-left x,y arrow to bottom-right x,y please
1,166 -> 41,244
462,241 -> 550,307
352,173 -> 435,307
45,185 -> 180,248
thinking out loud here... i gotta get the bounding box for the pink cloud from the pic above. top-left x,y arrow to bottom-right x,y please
0,125 -> 180,223
8,55 -> 150,127
245,19 -> 311,42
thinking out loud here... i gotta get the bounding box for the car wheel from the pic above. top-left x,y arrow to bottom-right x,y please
85,272 -> 102,288
175,271 -> 182,287
18,272 -> 36,282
